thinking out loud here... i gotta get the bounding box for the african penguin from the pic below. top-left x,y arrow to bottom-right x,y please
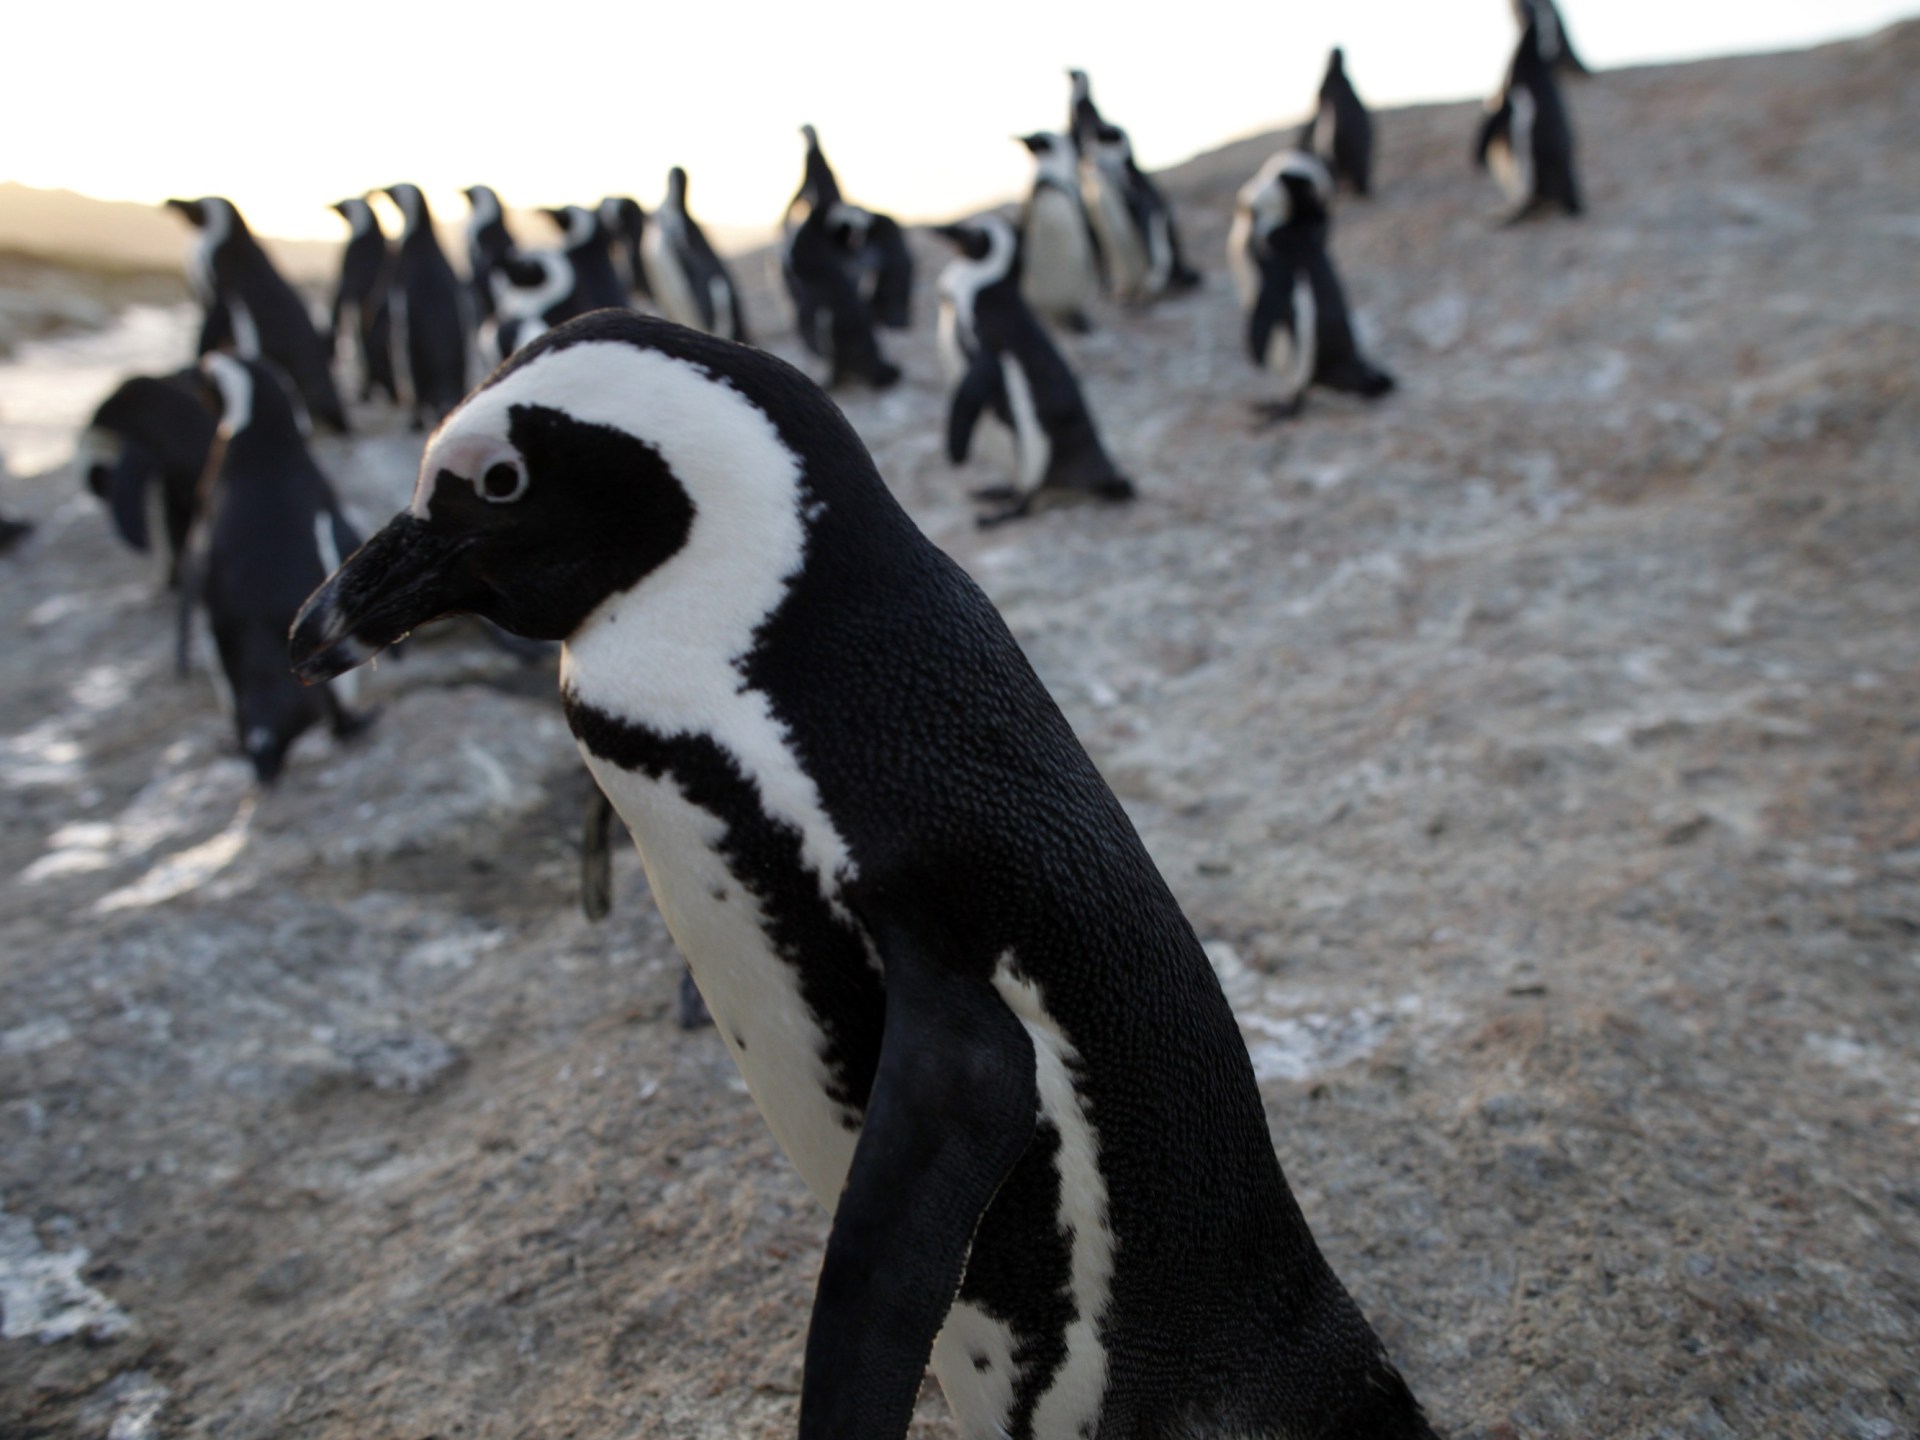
781,128 -> 901,390
1514,0 -> 1589,75
936,213 -> 1132,528
486,205 -> 629,362
290,309 -> 1443,1440
328,197 -> 399,404
1475,14 -> 1583,221
382,183 -> 473,426
80,369 -> 218,591
1229,150 -> 1395,421
1080,122 -> 1201,303
1066,67 -> 1104,155
164,196 -> 350,433
463,185 -> 518,321
599,195 -> 652,302
1299,48 -> 1375,197
640,167 -> 750,344
190,353 -> 371,782
1016,133 -> 1100,334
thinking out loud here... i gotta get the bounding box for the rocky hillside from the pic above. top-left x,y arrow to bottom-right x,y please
2,22 -> 1917,1440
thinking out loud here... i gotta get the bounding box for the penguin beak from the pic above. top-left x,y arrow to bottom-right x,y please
289,515 -> 479,684
164,198 -> 205,227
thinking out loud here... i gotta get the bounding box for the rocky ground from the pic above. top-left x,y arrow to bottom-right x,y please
3,22 -> 1919,1440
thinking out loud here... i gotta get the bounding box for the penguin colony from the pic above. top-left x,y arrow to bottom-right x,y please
9,9 -> 1608,1432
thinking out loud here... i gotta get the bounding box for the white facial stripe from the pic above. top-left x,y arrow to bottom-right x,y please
201,352 -> 253,436
425,340 -> 856,895
489,251 -> 573,326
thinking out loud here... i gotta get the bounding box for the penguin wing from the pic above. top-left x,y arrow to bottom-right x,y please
867,218 -> 915,330
104,444 -> 161,552
799,905 -> 1038,1437
1249,268 -> 1296,368
947,353 -> 1005,465
1474,101 -> 1511,169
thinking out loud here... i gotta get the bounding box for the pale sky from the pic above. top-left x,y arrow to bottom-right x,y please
7,1 -> 1915,243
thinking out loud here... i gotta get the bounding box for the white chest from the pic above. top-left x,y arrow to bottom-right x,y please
1023,188 -> 1098,311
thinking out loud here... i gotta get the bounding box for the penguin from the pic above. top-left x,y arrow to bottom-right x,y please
599,195 -> 653,302
1016,133 -> 1101,333
381,184 -> 472,426
1228,150 -> 1395,422
463,185 -> 518,321
1475,15 -> 1583,221
935,213 -> 1132,527
189,353 -> 371,782
290,309 -> 1444,1440
164,196 -> 350,433
1514,0 -> 1590,75
1299,48 -> 1375,197
486,205 -> 629,362
1066,67 -> 1105,156
1080,123 -> 1202,303
639,168 -> 750,344
783,127 -> 912,338
80,369 -> 219,589
328,197 -> 399,404
782,128 -> 900,390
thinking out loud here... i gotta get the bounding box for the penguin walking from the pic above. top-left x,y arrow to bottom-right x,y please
781,127 -> 900,390
640,168 -> 750,343
164,196 -> 350,433
1229,151 -> 1395,421
80,369 -> 218,591
189,353 -> 371,782
463,185 -> 517,322
1299,48 -> 1375,197
1475,15 -> 1583,220
292,309 -> 1444,1440
328,197 -> 398,404
936,213 -> 1132,527
1514,0 -> 1590,75
598,195 -> 652,303
382,184 -> 472,426
1016,133 -> 1100,333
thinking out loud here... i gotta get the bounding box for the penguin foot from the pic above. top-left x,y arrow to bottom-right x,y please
1253,398 -> 1306,427
969,483 -> 1020,503
676,968 -> 713,1031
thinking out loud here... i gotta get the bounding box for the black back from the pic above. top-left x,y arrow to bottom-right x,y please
86,370 -> 218,581
390,186 -> 472,422
1303,48 -> 1375,196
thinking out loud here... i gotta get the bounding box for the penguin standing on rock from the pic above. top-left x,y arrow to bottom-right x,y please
328,197 -> 398,404
1229,150 -> 1395,421
291,309 -> 1444,1440
1475,13 -> 1583,220
936,213 -> 1132,527
382,184 -> 471,426
80,369 -> 218,590
641,167 -> 750,343
463,185 -> 517,321
164,196 -> 350,433
189,353 -> 371,782
1300,48 -> 1375,197
1017,133 -> 1100,333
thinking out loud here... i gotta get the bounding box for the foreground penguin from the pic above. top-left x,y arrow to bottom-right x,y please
328,197 -> 398,404
936,213 -> 1132,527
640,167 -> 750,343
81,369 -> 218,589
1228,151 -> 1395,421
1475,15 -> 1583,220
1300,48 -> 1375,197
1017,133 -> 1101,333
1514,0 -> 1589,75
383,183 -> 472,426
164,196 -> 350,433
191,354 -> 370,781
290,310 -> 1442,1440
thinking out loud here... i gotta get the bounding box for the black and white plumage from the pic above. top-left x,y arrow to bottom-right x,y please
936,214 -> 1131,527
1514,0 -> 1590,75
1079,121 -> 1202,304
290,309 -> 1441,1440
382,183 -> 472,427
1228,151 -> 1395,421
80,369 -> 218,590
189,353 -> 370,782
1475,15 -> 1584,220
1299,48 -> 1375,197
165,196 -> 350,433
487,205 -> 629,362
1016,133 -> 1100,333
640,168 -> 750,344
599,195 -> 652,302
463,185 -> 517,322
781,127 -> 901,390
328,197 -> 398,404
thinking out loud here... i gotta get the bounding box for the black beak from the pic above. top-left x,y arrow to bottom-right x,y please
931,223 -> 975,251
165,198 -> 205,227
289,515 -> 478,684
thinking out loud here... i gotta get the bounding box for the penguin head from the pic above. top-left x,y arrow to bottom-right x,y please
933,213 -> 1021,284
464,185 -> 503,223
381,184 -> 430,232
199,352 -> 303,441
599,195 -> 644,238
1018,132 -> 1077,186
291,311 -> 880,680
332,197 -> 377,236
666,167 -> 689,206
1239,150 -> 1332,234
165,196 -> 243,237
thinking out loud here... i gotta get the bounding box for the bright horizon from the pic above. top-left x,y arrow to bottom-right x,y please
8,1 -> 1916,246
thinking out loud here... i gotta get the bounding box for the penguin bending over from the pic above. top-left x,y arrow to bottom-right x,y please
1016,133 -> 1100,333
80,369 -> 218,590
328,197 -> 398,404
383,184 -> 472,426
641,167 -> 750,343
164,196 -> 350,433
1229,151 -> 1394,422
291,309 -> 1443,1440
782,128 -> 900,390
936,214 -> 1132,528
463,185 -> 517,322
1514,0 -> 1589,75
599,196 -> 652,303
1475,16 -> 1583,221
1299,48 -> 1375,197
189,353 -> 370,782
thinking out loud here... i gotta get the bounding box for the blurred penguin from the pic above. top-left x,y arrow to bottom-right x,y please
641,167 -> 750,343
327,197 -> 398,404
1475,13 -> 1584,220
1299,48 -> 1375,197
1017,132 -> 1100,333
486,204 -> 628,361
599,195 -> 652,302
1514,0 -> 1589,75
382,184 -> 472,425
781,127 -> 901,389
80,369 -> 218,591
463,185 -> 517,322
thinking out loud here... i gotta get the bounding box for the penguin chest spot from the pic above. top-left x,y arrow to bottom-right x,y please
588,759 -> 863,1208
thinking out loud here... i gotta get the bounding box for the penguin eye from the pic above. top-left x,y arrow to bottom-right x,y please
476,460 -> 528,504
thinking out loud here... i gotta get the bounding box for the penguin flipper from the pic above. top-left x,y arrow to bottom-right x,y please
1473,105 -> 1509,170
105,446 -> 159,552
799,914 -> 1037,1437
948,356 -> 1003,466
1248,274 -> 1292,371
